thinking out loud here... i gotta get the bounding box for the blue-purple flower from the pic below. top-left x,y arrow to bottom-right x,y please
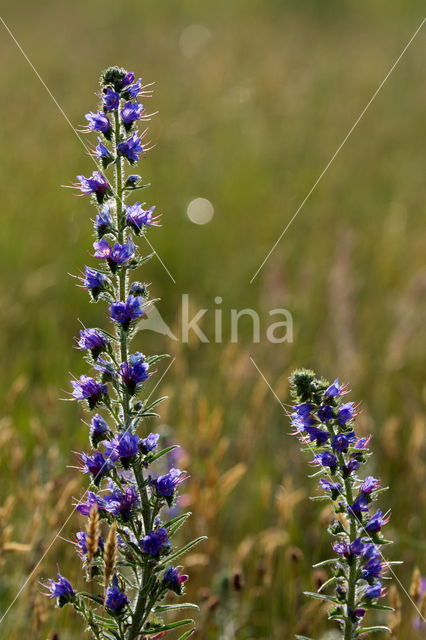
119,352 -> 149,392
80,266 -> 109,297
331,431 -> 355,452
76,328 -> 108,356
85,111 -> 111,134
109,295 -> 145,326
75,531 -> 104,557
42,573 -> 75,605
121,101 -> 143,125
162,566 -> 188,595
140,528 -> 170,557
365,510 -> 389,534
318,404 -> 334,422
127,78 -> 142,98
103,88 -> 120,111
76,172 -> 110,202
70,375 -> 107,407
125,202 -> 158,233
94,205 -> 114,236
78,451 -> 114,484
103,484 -> 139,518
76,491 -> 105,516
337,402 -> 355,425
105,432 -> 140,464
325,378 -> 342,397
93,238 -> 136,267
117,133 -> 144,164
140,432 -> 160,454
314,451 -> 337,469
153,468 -> 188,498
105,576 -> 129,614
90,413 -> 110,447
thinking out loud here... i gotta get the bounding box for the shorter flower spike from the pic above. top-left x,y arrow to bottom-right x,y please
288,369 -> 396,639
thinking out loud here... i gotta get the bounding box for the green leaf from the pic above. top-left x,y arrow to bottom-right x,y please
309,495 -> 331,502
295,636 -> 314,640
363,603 -> 394,612
154,603 -> 199,613
177,630 -> 196,640
303,591 -> 339,604
312,558 -> 337,568
149,445 -> 180,464
359,626 -> 391,633
317,575 -> 337,593
161,536 -> 207,565
143,619 -> 194,634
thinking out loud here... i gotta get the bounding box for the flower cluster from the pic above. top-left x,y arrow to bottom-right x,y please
288,369 -> 396,639
44,67 -> 203,640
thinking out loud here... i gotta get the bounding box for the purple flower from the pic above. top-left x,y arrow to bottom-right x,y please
325,378 -> 342,397
121,72 -> 135,88
340,458 -> 360,477
105,433 -> 140,463
95,138 -> 112,160
109,295 -> 145,326
333,538 -> 365,558
85,111 -> 111,133
119,352 -> 149,392
125,202 -> 158,233
75,531 -> 104,556
93,238 -> 136,266
121,101 -> 143,125
337,402 -> 355,425
350,538 -> 365,555
314,451 -> 337,468
127,78 -> 142,98
90,414 -> 110,446
103,485 -> 139,518
365,582 -> 383,599
103,88 -> 120,111
304,426 -> 330,445
361,546 -> 383,580
125,174 -> 141,188
331,431 -> 355,453
140,432 -> 160,454
294,403 -> 313,417
105,576 -> 129,613
76,491 -> 105,516
117,133 -> 144,164
81,266 -> 108,295
348,492 -> 370,516
360,476 -> 381,494
162,565 -> 188,595
365,510 -> 389,534
94,205 -> 113,236
77,172 -> 110,201
141,528 -> 170,556
319,478 -> 342,498
318,404 -> 334,422
93,357 -> 116,379
79,451 -> 113,483
154,468 -> 188,497
42,573 -> 75,604
76,328 -> 108,355
70,375 -> 107,407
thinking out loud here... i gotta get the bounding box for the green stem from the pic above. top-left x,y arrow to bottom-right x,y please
342,464 -> 358,640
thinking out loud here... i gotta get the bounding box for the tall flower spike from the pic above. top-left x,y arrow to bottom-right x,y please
45,66 -> 205,640
288,369 -> 397,640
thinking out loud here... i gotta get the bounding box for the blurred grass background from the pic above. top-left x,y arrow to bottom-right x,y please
0,0 -> 425,638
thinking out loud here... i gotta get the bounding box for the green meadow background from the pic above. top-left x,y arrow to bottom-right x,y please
0,1 -> 425,638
